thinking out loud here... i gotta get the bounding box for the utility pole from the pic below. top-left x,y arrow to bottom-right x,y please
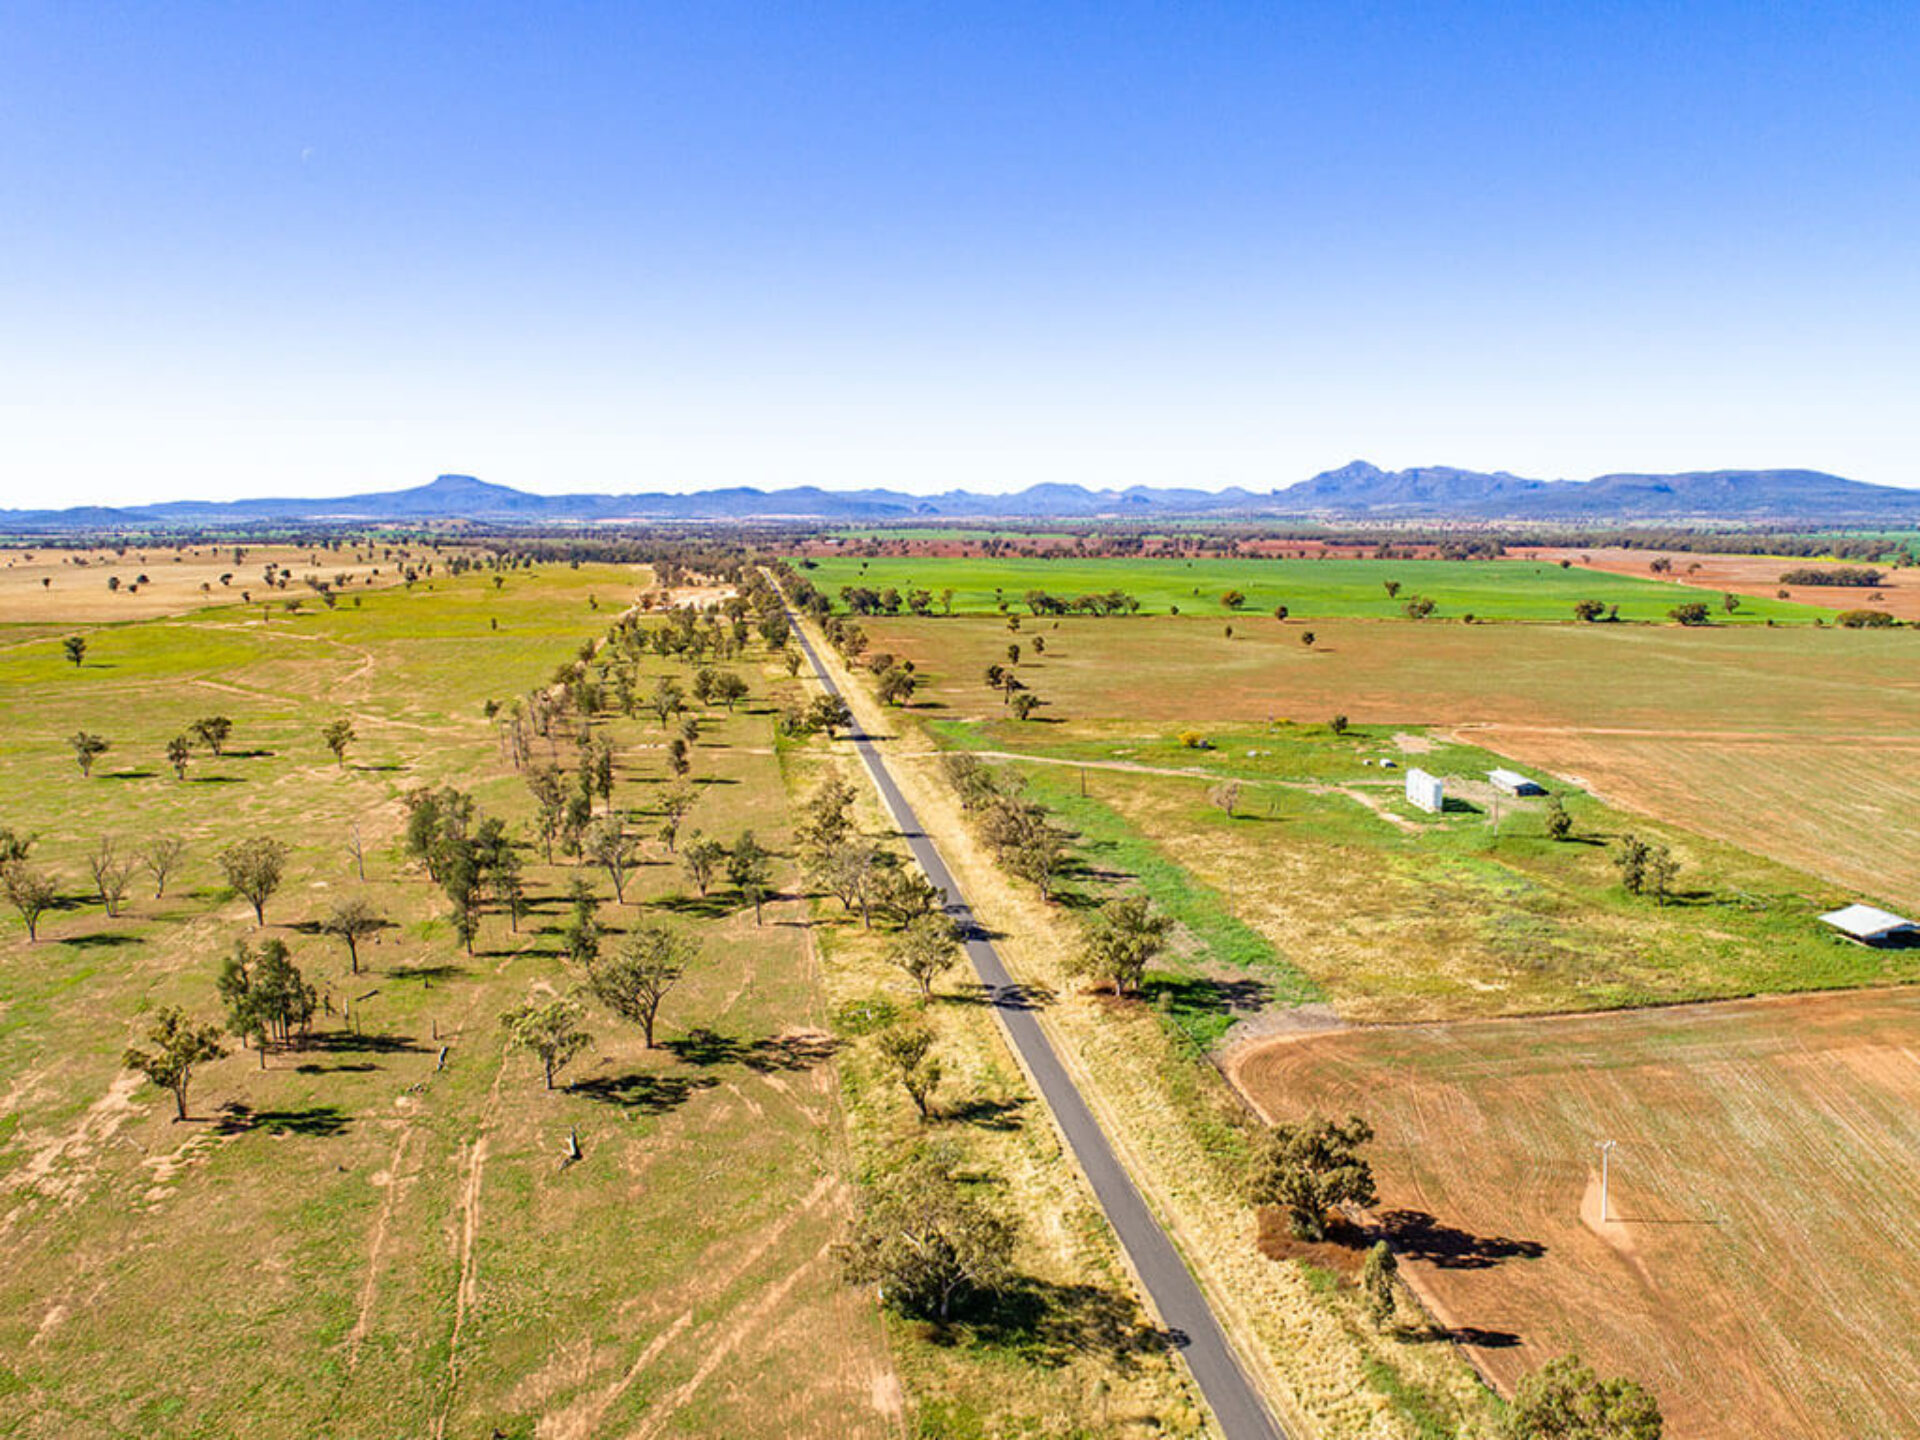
1595,1139 -> 1617,1223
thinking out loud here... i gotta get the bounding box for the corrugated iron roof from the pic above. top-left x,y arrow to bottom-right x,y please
1820,904 -> 1916,939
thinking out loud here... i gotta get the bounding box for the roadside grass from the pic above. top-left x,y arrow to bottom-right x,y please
0,567 -> 905,1438
790,554 -> 1831,623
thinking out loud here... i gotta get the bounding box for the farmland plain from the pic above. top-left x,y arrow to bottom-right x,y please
0,563 -> 1203,1440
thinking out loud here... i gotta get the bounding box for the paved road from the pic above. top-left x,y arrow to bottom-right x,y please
789,614 -> 1286,1440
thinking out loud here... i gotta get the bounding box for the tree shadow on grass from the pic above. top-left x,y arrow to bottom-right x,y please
929,1277 -> 1176,1371
60,931 -> 142,949
386,962 -> 464,983
570,1070 -> 714,1114
649,892 -> 737,920
1141,972 -> 1273,1021
1372,1210 -> 1546,1270
187,775 -> 245,784
662,1026 -> 840,1073
940,1094 -> 1026,1132
214,1102 -> 352,1137
100,770 -> 159,781
296,1060 -> 378,1074
300,1030 -> 430,1056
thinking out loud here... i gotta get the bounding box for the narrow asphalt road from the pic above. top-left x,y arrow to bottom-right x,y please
788,613 -> 1286,1440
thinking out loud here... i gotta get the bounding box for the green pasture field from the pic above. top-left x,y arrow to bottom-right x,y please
931,718 -> 1910,1026
792,554 -> 1833,623
0,568 -> 915,1439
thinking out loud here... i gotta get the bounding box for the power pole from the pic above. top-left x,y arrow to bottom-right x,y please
1595,1139 -> 1617,1223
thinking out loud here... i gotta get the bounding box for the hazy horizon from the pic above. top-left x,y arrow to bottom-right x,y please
5,3 -> 1916,508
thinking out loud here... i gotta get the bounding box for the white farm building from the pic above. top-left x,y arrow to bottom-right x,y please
1819,905 -> 1919,946
1405,767 -> 1445,814
1488,768 -> 1546,796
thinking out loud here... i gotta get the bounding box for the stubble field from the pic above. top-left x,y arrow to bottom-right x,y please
1228,989 -> 1920,1440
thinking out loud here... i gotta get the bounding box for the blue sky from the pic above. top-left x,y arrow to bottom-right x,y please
3,1 -> 1916,504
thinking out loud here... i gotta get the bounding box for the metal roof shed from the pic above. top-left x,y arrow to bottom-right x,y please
1488,768 -> 1545,796
1819,904 -> 1919,945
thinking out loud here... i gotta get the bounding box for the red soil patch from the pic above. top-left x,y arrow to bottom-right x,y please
1539,546 -> 1920,622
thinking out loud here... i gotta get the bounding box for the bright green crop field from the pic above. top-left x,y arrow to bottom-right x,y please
791,554 -> 1834,623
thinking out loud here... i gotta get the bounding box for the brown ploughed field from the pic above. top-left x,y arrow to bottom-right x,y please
1227,988 -> 1920,1440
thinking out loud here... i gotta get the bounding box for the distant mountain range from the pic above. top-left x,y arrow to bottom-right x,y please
3,464 -> 1916,530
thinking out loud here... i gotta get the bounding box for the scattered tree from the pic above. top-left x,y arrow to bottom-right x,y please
192,716 -> 234,756
322,718 -> 355,766
166,734 -> 193,779
1501,1354 -> 1663,1440
70,731 -> 109,777
584,813 -> 637,903
681,833 -> 727,896
656,780 -> 698,854
502,993 -> 593,1089
1208,780 -> 1242,817
589,926 -> 696,1048
217,835 -> 290,924
836,1145 -> 1018,1321
3,862 -> 58,941
63,635 -> 87,667
1668,602 -> 1711,626
322,895 -> 385,974
888,914 -> 959,1000
1544,795 -> 1573,841
87,836 -> 136,917
563,877 -> 601,967
123,1007 -> 227,1121
878,1023 -> 942,1118
727,830 -> 774,922
1249,1114 -> 1377,1241
217,936 -> 318,1060
1361,1241 -> 1398,1326
1070,892 -> 1172,995
1301,631 -> 1316,648
810,693 -> 853,738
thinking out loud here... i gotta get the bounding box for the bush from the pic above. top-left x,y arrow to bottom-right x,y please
1780,566 -> 1882,587
1837,609 -> 1897,629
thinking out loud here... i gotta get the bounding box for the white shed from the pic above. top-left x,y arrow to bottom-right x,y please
1488,768 -> 1546,796
1819,904 -> 1918,946
1405,767 -> 1445,814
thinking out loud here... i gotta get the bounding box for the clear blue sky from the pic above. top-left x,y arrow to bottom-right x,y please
3,1 -> 1916,504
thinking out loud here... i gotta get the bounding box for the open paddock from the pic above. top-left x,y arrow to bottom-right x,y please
867,614 -> 1920,910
